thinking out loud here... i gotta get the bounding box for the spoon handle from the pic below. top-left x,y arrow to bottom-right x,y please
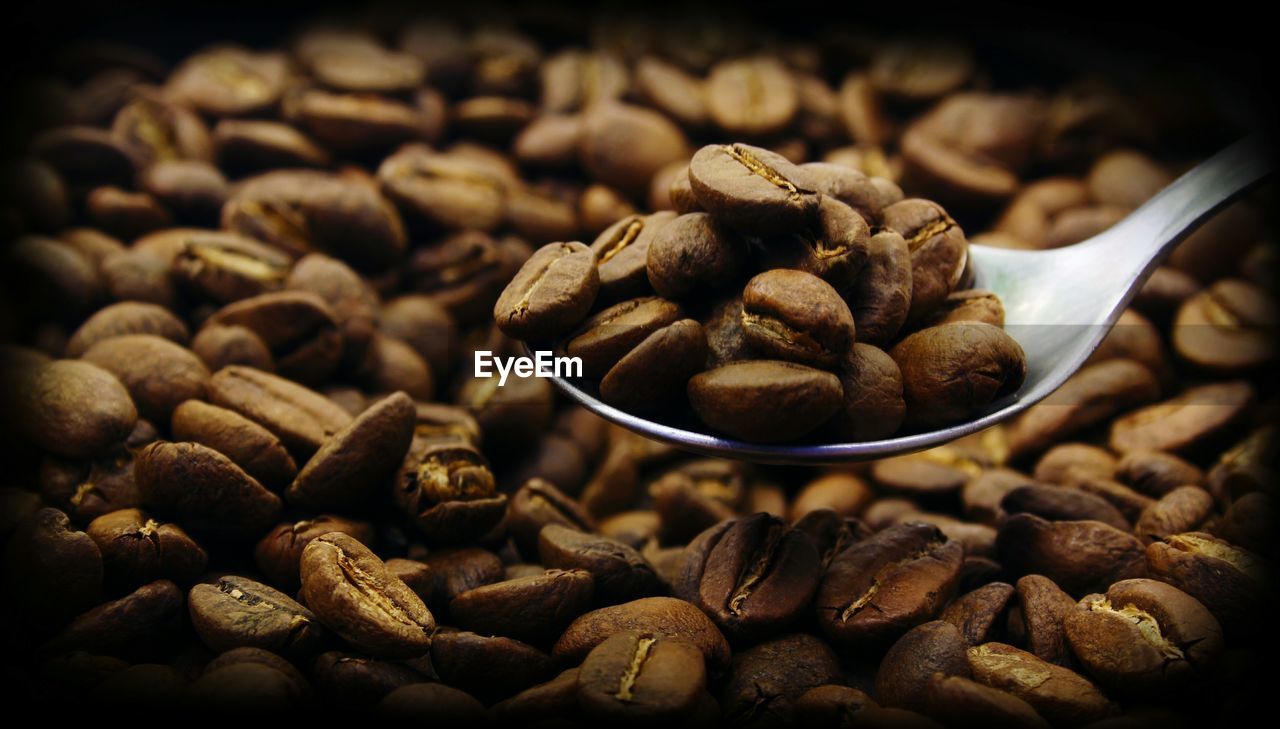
1077,135 -> 1274,265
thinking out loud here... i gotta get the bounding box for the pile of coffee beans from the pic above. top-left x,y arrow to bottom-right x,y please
495,141 -> 1027,442
0,6 -> 1275,726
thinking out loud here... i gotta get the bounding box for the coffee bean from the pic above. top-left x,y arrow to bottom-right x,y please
997,514 -> 1146,596
599,319 -> 707,413
1144,532 -> 1267,638
2,507 -> 103,623
645,212 -> 746,299
815,523 -> 964,646
311,651 -> 426,709
494,241 -> 599,340
553,596 -> 731,673
431,629 -> 555,703
212,119 -> 330,173
1133,486 -> 1213,543
741,269 -> 855,369
579,103 -> 689,194
135,441 -> 282,540
191,324 -> 276,372
188,575 -> 326,655
891,323 -> 1026,429
590,212 -> 678,303
1007,360 -> 1161,459
966,642 -> 1115,725
1115,450 -> 1203,497
170,230 -> 292,305
207,365 -> 352,460
66,302 -> 189,358
81,334 -> 208,424
507,478 -> 597,558
719,633 -> 842,727
1034,444 -> 1117,484
87,508 -> 206,588
923,674 -> 1050,729
687,143 -> 818,236
706,56 -> 798,137
299,532 -> 435,658
450,569 -> 594,646
538,524 -> 665,604
882,199 -> 969,325
876,621 -> 972,710
167,47 -> 287,117
1001,484 -> 1131,531
41,580 -> 184,658
845,230 -> 913,346
685,513 -> 821,640
1063,578 -> 1222,694
577,631 -> 707,723
1110,381 -> 1254,456
376,683 -> 486,722
8,359 -> 137,459
829,343 -> 906,441
689,360 -> 842,443
395,438 -> 505,544
940,582 -> 1016,646
288,391 -> 415,511
171,399 -> 297,490
254,515 -> 374,590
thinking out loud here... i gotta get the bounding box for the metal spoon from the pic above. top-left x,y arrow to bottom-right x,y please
540,136 -> 1273,464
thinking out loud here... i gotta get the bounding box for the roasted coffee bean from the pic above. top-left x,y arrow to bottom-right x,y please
87,508 -> 205,588
687,143 -> 818,236
1007,360 -> 1161,459
376,683 -> 486,722
40,580 -> 184,658
81,334 -> 209,424
170,230 -> 291,305
599,319 -> 707,413
795,685 -> 879,727
288,392 -> 415,511
494,241 -> 599,340
222,170 -> 407,271
212,119 -> 330,173
579,102 -> 690,194
1034,444 -> 1117,484
299,532 -> 434,658
166,47 -> 287,117
205,291 -> 343,386
1109,381 -> 1254,455
553,596 -> 732,673
431,629 -> 555,703
565,297 -> 685,378
646,212 -> 745,299
490,667 -> 582,724
1064,578 -> 1222,694
740,269 -> 855,369
2,507 -> 103,623
254,515 -> 374,590
312,651 -> 426,709
892,323 -> 1026,429
924,674 -> 1050,729
190,324 -> 276,372
720,632 -> 842,727
1115,450 -> 1204,497
940,582 -> 1016,646
706,56 -> 797,137
577,631 -> 707,724
7,359 -> 137,460
171,399 -> 297,490
538,524 -> 665,604
689,360 -> 842,443
135,441 -> 281,540
815,523 -> 964,646
207,365 -> 352,460
508,478 -> 597,557
1001,484 -> 1131,531
683,513 -> 821,640
395,438 -> 505,545
188,575 -> 325,655
998,514 -> 1146,595
882,199 -> 969,325
1144,532 -> 1268,638
66,302 -> 189,358
1133,486 -> 1213,543
450,569 -> 594,646
876,620 -> 972,710
591,212 -> 677,302
829,343 -> 906,441
966,642 -> 1114,725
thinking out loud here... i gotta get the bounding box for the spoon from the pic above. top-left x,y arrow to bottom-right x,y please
539,136 -> 1273,464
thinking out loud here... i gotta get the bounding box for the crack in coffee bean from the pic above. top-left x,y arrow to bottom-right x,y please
722,144 -> 801,196
598,219 -> 644,265
615,636 -> 656,701
335,551 -> 424,630
1083,597 -> 1184,661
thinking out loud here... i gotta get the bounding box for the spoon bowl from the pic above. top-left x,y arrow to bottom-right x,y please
540,136 -> 1273,464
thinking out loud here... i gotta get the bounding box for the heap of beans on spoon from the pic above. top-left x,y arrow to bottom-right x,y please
0,8 -> 1275,727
